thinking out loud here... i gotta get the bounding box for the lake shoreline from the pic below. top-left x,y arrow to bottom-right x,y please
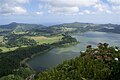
28,31 -> 120,71
21,47 -> 54,71
24,40 -> 79,71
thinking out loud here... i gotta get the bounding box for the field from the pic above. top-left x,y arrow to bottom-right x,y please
0,36 -> 3,42
12,31 -> 29,34
30,35 -> 63,44
0,36 -> 17,52
0,47 -> 18,52
0,35 -> 63,52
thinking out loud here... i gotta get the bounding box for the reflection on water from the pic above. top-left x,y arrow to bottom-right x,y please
28,32 -> 120,70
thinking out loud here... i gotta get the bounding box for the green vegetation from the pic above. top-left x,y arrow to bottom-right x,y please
0,34 -> 38,53
0,75 -> 24,80
3,34 -> 37,47
0,22 -> 120,80
12,31 -> 29,35
50,22 -> 120,34
0,35 -> 78,79
54,34 -> 79,47
0,22 -> 120,37
0,44 -> 52,78
0,34 -> 63,52
36,43 -> 120,80
0,36 -> 3,42
29,35 -> 63,44
0,47 -> 18,52
0,22 -> 119,52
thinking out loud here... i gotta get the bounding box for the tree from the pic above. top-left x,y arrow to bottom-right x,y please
0,49 -> 3,52
0,75 -> 24,80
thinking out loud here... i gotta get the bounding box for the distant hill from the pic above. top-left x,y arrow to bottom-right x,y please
50,22 -> 95,28
48,22 -> 92,33
97,24 -> 120,34
0,22 -> 119,35
49,22 -> 120,34
0,22 -> 46,32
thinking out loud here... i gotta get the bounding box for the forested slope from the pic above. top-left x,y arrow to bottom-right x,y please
36,43 -> 120,80
0,35 -> 78,79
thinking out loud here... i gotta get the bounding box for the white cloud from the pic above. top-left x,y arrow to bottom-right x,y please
12,7 -> 27,14
39,0 -> 100,15
0,0 -> 28,15
112,6 -> 120,10
3,0 -> 29,4
106,10 -> 112,14
94,2 -> 112,14
79,10 -> 95,15
0,4 -> 27,15
14,0 -> 29,4
83,10 -> 90,14
94,4 -> 107,12
38,0 -> 114,15
49,6 -> 79,14
40,0 -> 99,7
107,0 -> 120,14
108,0 -> 120,5
78,12 -> 84,15
112,6 -> 120,13
1,0 -> 119,15
36,11 -> 44,15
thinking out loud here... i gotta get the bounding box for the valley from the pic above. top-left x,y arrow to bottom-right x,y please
0,22 -> 120,80
0,22 -> 119,53
1,0 -> 120,79
28,31 -> 120,70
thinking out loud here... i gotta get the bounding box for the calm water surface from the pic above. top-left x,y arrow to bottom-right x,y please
28,32 -> 120,70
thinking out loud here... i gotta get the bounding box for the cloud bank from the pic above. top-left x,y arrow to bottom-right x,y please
0,0 -> 120,15
0,0 -> 28,15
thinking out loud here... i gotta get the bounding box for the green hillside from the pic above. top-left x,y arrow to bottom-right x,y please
0,22 -> 120,35
36,43 -> 120,80
49,22 -> 120,34
0,22 -> 120,80
0,22 -> 46,35
0,35 -> 78,79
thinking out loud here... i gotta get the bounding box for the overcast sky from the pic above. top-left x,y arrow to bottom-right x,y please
0,0 -> 120,25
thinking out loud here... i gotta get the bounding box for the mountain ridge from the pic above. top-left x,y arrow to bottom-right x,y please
0,22 -> 120,34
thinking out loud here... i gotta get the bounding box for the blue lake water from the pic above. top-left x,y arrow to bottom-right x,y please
28,31 -> 120,70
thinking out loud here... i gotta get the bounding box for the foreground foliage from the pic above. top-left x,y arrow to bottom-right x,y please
0,75 -> 24,80
37,43 -> 120,80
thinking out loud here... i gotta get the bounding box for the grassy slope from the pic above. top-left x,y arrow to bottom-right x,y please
0,35 -> 63,52
0,36 -> 19,52
29,35 -> 63,44
0,47 -> 18,52
0,36 -> 3,42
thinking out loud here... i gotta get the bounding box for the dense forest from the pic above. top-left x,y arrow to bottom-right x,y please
0,43 -> 120,80
36,43 -> 120,80
3,34 -> 37,47
0,35 -> 78,79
